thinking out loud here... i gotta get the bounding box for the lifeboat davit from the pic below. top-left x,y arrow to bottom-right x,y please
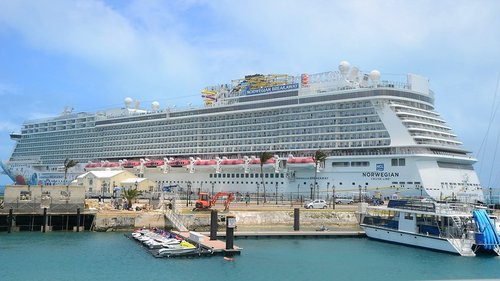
144,160 -> 165,168
169,159 -> 190,167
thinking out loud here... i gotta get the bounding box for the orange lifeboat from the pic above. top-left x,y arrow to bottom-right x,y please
169,159 -> 190,167
194,159 -> 217,166
144,160 -> 165,168
287,157 -> 315,167
220,159 -> 245,165
123,160 -> 140,168
249,158 -> 275,165
88,163 -> 103,168
102,162 -> 120,168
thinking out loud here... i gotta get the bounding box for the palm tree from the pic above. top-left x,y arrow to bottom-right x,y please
259,151 -> 273,203
63,158 -> 78,185
313,150 -> 328,199
122,188 -> 143,210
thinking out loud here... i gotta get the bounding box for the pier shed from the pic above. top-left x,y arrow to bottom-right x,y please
0,185 -> 93,232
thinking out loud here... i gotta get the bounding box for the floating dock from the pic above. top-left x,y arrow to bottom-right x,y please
126,231 -> 241,259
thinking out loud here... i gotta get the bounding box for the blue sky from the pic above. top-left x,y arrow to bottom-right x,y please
0,0 -> 499,187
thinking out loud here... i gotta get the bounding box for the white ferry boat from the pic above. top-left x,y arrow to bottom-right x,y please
0,61 -> 484,201
361,199 -> 500,256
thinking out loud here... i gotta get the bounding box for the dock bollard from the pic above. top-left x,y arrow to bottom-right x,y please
210,209 -> 218,240
7,208 -> 13,233
225,215 -> 236,250
76,208 -> 81,232
293,208 -> 300,231
42,208 -> 47,233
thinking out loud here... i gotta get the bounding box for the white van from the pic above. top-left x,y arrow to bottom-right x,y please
335,195 -> 354,204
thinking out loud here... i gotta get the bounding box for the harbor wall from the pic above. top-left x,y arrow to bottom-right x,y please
93,210 -> 358,232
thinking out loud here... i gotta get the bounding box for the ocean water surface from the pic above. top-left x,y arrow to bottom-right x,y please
0,232 -> 499,281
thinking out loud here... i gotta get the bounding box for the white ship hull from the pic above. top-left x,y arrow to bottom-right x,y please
1,62 -> 485,202
2,151 -> 483,202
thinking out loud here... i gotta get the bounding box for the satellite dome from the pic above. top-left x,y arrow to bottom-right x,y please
152,101 -> 160,111
124,97 -> 133,108
369,70 -> 381,84
339,61 -> 351,75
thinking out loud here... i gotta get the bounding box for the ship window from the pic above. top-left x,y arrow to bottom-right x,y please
399,158 -> 406,166
391,159 -> 398,166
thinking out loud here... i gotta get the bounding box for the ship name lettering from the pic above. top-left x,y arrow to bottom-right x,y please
362,172 -> 399,177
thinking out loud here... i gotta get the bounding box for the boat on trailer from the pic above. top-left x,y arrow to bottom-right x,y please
360,199 -> 500,256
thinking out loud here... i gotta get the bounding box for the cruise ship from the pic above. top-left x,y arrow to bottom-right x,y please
0,61 -> 484,202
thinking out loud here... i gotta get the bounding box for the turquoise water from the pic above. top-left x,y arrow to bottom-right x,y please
1,232 -> 499,281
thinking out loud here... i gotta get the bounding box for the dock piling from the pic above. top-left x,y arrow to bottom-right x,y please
42,208 -> 47,233
7,208 -> 13,233
210,209 -> 218,240
76,208 -> 80,232
225,215 -> 235,250
293,208 -> 300,231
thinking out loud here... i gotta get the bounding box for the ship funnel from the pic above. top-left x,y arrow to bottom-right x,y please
152,101 -> 160,111
124,97 -> 133,109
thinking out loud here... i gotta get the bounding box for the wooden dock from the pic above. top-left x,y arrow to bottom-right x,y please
174,231 -> 242,255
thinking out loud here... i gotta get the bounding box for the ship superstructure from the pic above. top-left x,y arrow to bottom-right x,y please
1,61 -> 484,201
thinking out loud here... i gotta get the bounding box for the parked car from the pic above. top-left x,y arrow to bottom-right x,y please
335,196 -> 354,204
304,199 -> 328,209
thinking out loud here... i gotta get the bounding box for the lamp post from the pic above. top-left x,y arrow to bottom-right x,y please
186,181 -> 192,207
211,182 -> 215,197
134,181 -> 138,190
310,183 -> 313,200
256,183 -> 260,205
315,183 -> 319,200
297,184 -> 300,202
332,185 -> 336,209
263,182 -> 266,204
275,182 -> 278,205
358,185 -> 362,204
490,187 -> 493,205
326,182 -> 330,205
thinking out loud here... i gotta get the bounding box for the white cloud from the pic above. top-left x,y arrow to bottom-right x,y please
0,121 -> 19,132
